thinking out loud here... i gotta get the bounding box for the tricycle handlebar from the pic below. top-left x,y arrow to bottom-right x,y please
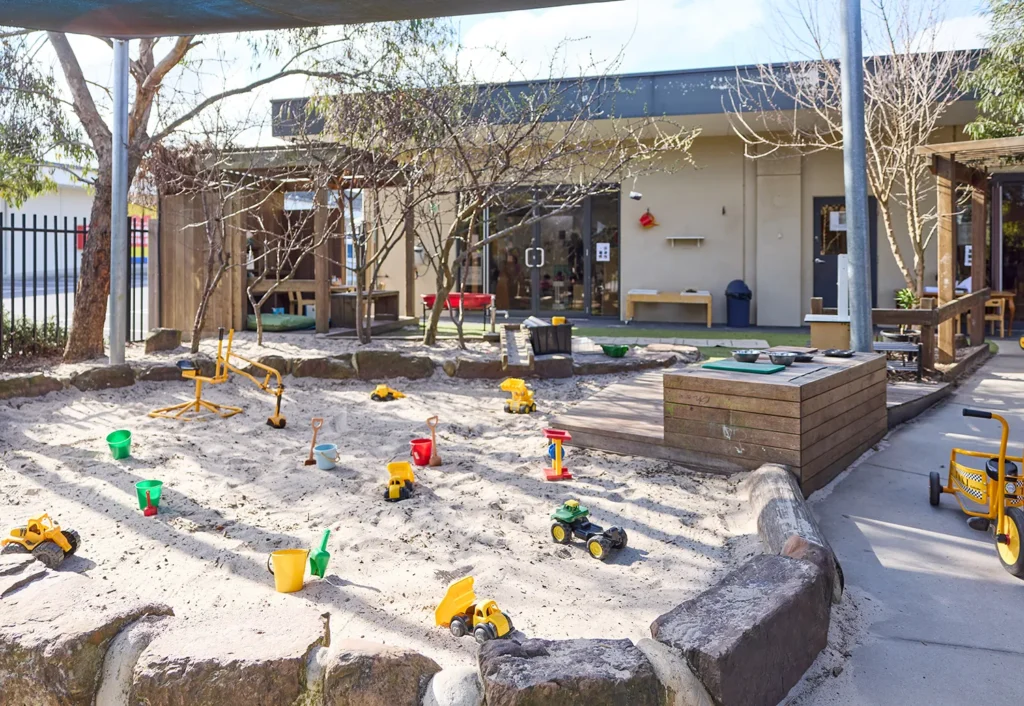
963,409 -> 992,419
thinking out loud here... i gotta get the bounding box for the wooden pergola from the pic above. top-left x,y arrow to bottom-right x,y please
915,136 -> 1024,362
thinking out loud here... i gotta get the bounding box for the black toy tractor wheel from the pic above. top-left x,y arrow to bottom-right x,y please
62,529 -> 81,556
474,624 -> 496,644
32,540 -> 66,569
450,617 -> 468,638
550,522 -> 572,544
399,485 -> 411,500
587,536 -> 613,561
504,402 -> 512,414
615,529 -> 628,550
929,472 -> 942,506
385,392 -> 395,401
371,393 -> 382,401
529,403 -> 537,413
1,543 -> 28,556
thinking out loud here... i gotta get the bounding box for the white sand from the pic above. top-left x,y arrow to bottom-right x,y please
0,367 -> 752,667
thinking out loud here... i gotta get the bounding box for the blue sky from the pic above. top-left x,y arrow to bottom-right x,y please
452,0 -> 988,80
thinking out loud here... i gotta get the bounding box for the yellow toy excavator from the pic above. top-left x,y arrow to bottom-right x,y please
149,328 -> 287,428
2,514 -> 80,569
500,378 -> 537,414
434,576 -> 513,644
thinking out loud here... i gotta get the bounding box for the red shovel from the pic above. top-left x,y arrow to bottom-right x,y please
144,490 -> 158,517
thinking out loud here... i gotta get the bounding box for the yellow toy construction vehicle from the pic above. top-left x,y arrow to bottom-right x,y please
500,378 -> 536,414
932,408 -> 1024,578
371,385 -> 405,402
1,514 -> 80,569
434,576 -> 513,644
385,461 -> 415,502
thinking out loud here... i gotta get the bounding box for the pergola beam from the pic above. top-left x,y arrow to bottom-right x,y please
935,155 -> 957,364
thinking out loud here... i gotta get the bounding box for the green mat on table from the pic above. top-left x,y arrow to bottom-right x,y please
701,360 -> 785,374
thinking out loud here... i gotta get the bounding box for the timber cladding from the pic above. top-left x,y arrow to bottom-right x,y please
663,353 -> 887,490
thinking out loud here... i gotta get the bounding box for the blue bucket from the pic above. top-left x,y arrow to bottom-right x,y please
315,443 -> 338,470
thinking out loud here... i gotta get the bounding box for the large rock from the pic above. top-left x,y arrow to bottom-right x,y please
322,639 -> 440,706
0,372 -> 64,400
478,637 -> 661,706
646,343 -> 701,363
133,363 -> 187,382
293,355 -> 355,379
0,571 -> 173,706
130,611 -> 329,706
243,354 -> 291,377
70,364 -> 135,392
423,666 -> 485,706
572,353 -> 680,376
533,354 -> 573,379
353,350 -> 434,381
0,555 -> 47,599
447,358 -> 507,380
144,328 -> 182,354
650,554 -> 830,706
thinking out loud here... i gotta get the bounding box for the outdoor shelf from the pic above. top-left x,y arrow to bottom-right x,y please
665,236 -> 704,247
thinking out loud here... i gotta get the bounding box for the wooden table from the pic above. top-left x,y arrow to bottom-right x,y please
625,290 -> 712,327
331,290 -> 399,328
663,353 -> 887,493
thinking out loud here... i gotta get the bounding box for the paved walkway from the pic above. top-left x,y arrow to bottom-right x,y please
585,336 -> 770,349
799,343 -> 1024,705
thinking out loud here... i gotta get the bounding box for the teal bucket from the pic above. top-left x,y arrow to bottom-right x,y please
107,430 -> 132,460
136,480 -> 164,510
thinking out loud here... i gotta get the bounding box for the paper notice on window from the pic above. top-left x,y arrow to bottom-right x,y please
596,242 -> 611,262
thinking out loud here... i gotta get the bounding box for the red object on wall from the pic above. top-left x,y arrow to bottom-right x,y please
639,210 -> 657,228
75,224 -> 88,250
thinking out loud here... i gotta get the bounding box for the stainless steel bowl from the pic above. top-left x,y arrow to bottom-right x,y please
768,351 -> 798,366
732,349 -> 762,363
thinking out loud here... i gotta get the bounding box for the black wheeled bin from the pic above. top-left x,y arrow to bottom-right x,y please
725,280 -> 752,328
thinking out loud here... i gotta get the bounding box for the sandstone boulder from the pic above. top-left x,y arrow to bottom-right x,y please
0,571 -> 173,706
353,350 -> 434,381
572,353 -> 680,376
144,328 -> 182,354
254,354 -> 291,376
133,363 -> 187,382
448,358 -> 506,379
0,372 -> 64,400
293,355 -> 355,379
422,666 -> 485,706
323,639 -> 440,706
646,343 -> 701,363
70,364 -> 135,392
130,611 -> 329,706
478,637 -> 661,706
0,554 -> 47,599
533,354 -> 573,379
650,554 -> 830,706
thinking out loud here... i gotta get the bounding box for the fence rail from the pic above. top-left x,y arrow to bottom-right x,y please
0,213 -> 149,361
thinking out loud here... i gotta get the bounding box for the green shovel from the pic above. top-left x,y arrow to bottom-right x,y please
309,529 -> 331,578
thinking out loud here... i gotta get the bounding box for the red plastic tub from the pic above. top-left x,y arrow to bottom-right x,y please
410,438 -> 433,466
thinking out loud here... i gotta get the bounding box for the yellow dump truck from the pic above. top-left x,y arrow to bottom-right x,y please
384,461 -> 415,502
499,378 -> 536,414
434,576 -> 513,644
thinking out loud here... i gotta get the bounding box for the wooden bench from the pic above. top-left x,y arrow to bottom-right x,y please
625,290 -> 712,327
421,293 -> 495,330
873,341 -> 922,381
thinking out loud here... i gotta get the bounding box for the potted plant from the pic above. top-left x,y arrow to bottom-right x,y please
881,288 -> 920,341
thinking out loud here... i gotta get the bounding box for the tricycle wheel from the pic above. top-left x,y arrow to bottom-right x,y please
550,522 -> 571,544
929,472 -> 942,507
997,507 -> 1024,579
62,529 -> 81,556
587,536 -> 612,561
450,617 -> 468,638
31,540 -> 65,569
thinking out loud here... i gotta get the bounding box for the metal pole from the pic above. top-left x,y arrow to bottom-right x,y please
108,39 -> 129,364
840,0 -> 873,352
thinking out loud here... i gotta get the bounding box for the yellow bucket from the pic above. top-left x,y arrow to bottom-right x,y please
267,549 -> 309,593
551,316 -> 566,325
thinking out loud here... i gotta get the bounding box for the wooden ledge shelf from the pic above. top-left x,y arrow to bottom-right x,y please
666,236 -> 705,247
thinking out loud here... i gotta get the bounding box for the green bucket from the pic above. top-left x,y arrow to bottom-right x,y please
136,480 -> 164,510
107,430 -> 132,460
600,344 -> 629,358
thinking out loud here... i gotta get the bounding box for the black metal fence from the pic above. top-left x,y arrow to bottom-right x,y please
0,213 -> 149,361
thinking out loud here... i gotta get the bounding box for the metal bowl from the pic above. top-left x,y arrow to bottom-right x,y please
732,349 -> 762,363
768,351 -> 798,366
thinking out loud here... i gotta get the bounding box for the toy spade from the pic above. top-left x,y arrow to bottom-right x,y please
309,529 -> 331,578
305,418 -> 324,466
427,416 -> 442,467
144,490 -> 158,517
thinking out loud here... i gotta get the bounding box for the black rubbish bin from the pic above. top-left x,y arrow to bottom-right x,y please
725,279 -> 752,328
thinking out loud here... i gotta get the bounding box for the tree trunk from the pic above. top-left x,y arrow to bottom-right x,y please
63,167 -> 113,362
877,198 -> 914,293
355,269 -> 368,344
190,269 -> 225,354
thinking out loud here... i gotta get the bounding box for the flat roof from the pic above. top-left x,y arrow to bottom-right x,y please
917,136 -> 1024,168
0,0 -> 606,38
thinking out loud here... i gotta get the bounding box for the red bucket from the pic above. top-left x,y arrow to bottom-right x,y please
410,438 -> 432,466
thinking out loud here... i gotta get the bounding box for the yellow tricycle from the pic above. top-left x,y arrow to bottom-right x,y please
931,408 -> 1024,578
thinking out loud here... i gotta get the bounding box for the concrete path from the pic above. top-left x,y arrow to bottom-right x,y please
587,336 -> 770,349
797,343 -> 1024,705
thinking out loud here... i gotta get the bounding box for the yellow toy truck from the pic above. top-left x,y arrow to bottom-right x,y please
500,378 -> 536,414
371,385 -> 405,402
434,576 -> 513,644
385,461 -> 415,502
2,514 -> 80,569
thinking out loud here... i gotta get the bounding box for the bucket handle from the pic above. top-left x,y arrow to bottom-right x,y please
316,448 -> 340,463
267,554 -> 275,575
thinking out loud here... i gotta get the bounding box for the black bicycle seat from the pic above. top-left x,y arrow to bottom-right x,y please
176,360 -> 197,371
986,458 -> 1019,481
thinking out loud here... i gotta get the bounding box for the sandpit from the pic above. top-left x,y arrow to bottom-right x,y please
0,366 -> 752,667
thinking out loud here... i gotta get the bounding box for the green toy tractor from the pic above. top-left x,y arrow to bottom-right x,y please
549,500 -> 627,561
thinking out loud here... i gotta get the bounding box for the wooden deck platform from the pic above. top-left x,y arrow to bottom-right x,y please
324,316 -> 416,338
554,360 -> 951,492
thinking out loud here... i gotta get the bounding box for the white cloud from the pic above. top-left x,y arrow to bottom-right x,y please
458,0 -> 768,82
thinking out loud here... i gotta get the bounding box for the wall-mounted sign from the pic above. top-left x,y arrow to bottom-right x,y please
965,245 -> 973,267
595,242 -> 611,262
829,210 -> 847,232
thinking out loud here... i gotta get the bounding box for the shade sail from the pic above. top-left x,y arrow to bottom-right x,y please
0,0 -> 606,38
